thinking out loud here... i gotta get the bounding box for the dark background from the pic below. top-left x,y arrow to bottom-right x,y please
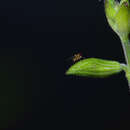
0,0 -> 130,129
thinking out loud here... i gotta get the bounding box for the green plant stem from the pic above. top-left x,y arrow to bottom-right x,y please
120,36 -> 130,87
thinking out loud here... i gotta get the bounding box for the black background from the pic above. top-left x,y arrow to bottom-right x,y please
0,0 -> 130,129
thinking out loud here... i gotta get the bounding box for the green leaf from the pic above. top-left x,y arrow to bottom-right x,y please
66,58 -> 125,78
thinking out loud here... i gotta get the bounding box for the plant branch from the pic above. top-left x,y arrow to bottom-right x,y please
120,36 -> 130,87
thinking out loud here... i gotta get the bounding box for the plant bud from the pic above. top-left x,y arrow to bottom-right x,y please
66,58 -> 125,77
105,0 -> 130,38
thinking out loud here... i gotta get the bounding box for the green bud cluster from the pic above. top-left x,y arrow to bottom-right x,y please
105,0 -> 130,39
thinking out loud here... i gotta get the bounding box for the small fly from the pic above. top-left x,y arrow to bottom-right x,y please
72,53 -> 83,62
66,53 -> 84,63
